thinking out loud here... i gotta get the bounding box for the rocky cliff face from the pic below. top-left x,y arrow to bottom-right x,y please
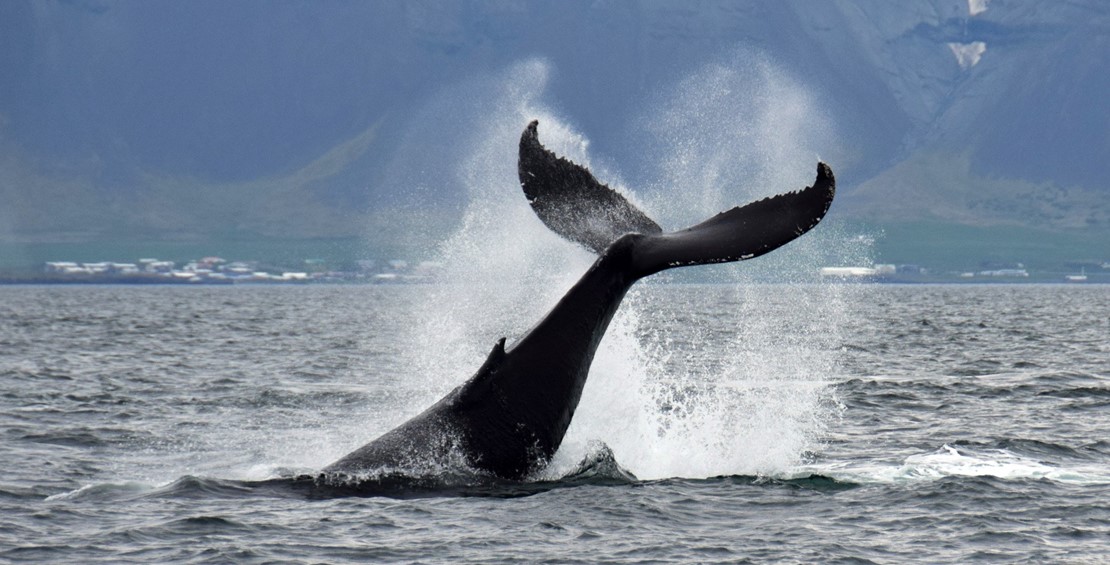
1,0 -> 1106,243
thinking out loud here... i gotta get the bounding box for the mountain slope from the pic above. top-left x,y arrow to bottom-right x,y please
0,0 -> 1106,257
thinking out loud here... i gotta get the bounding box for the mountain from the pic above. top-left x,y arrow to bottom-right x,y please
1,0 -> 1107,268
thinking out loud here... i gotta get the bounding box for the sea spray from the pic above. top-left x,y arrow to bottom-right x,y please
553,52 -> 852,480
365,54 -> 858,481
635,50 -> 836,229
555,284 -> 850,481
390,60 -> 601,419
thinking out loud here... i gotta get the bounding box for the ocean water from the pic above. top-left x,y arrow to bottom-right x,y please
1,283 -> 1107,563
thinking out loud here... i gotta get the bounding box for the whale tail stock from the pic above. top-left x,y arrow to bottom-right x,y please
518,120 -> 835,277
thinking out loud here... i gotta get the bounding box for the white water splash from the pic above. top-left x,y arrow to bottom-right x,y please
378,54 -> 852,481
554,53 -> 847,480
636,51 -> 835,231
554,283 -> 849,481
390,60 -> 601,415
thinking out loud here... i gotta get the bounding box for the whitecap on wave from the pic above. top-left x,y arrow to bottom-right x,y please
797,444 -> 1110,486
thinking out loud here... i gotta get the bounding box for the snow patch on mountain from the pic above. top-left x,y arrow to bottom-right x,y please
948,41 -> 987,69
968,0 -> 990,17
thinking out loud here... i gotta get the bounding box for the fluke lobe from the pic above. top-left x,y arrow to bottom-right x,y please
323,120 -> 835,482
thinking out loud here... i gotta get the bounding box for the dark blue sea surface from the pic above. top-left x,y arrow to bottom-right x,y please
1,284 -> 1107,563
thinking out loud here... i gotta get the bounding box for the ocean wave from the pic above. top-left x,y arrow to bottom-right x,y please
44,481 -> 155,502
802,444 -> 1110,486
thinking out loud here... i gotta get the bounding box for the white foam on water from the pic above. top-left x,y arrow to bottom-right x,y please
804,444 -> 1110,486
45,481 -> 154,502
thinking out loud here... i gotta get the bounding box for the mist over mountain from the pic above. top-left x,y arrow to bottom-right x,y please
1,0 -> 1107,268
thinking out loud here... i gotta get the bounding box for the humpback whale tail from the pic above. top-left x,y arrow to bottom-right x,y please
518,120 -> 835,276
322,121 -> 835,486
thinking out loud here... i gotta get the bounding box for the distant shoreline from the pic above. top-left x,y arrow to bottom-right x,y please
0,274 -> 1104,286
0,273 -> 421,286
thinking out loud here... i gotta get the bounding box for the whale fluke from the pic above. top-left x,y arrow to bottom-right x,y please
629,162 -> 834,277
519,121 -> 834,274
518,120 -> 662,253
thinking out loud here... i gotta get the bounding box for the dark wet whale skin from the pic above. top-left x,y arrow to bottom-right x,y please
322,235 -> 641,480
